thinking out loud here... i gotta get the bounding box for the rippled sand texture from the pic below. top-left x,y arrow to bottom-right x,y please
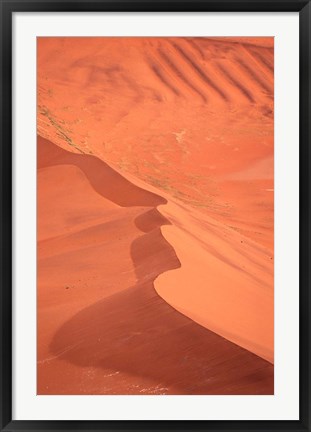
37,37 -> 274,395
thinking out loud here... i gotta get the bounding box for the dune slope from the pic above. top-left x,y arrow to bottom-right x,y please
38,136 -> 273,395
38,36 -> 274,248
37,36 -> 274,395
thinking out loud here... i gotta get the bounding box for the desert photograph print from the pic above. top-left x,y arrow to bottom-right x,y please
37,36 -> 274,396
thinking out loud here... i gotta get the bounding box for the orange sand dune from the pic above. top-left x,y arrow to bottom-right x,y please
38,36 -> 273,249
157,199 -> 273,363
38,37 -> 274,394
38,136 -> 273,395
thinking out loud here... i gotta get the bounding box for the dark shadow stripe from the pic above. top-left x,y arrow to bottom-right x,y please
236,56 -> 273,95
250,47 -> 274,73
147,58 -> 181,96
171,42 -> 229,101
216,62 -> 255,103
158,49 -> 207,103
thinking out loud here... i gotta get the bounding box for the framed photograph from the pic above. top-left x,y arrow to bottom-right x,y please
1,0 -> 310,431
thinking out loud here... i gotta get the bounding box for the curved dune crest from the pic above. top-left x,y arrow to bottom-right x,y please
38,136 -> 166,208
38,36 -> 274,249
38,136 -> 273,395
37,36 -> 274,394
155,201 -> 273,363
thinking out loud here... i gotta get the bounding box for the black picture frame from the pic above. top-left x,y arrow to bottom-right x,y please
1,0 -> 310,431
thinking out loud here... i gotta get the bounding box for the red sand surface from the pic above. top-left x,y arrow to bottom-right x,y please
37,37 -> 274,395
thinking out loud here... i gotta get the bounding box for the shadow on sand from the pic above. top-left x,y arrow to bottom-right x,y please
39,136 -> 274,395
